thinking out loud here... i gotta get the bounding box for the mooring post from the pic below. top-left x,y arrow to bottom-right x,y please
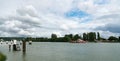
22,40 -> 26,52
9,44 -> 11,51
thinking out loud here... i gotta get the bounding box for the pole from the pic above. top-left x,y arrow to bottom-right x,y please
22,40 -> 26,52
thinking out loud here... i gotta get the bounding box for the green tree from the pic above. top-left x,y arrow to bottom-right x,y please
108,36 -> 118,42
25,37 -> 32,41
83,33 -> 88,41
51,34 -> 57,42
88,32 -> 96,42
68,34 -> 73,39
118,36 -> 120,42
51,34 -> 57,39
93,32 -> 96,40
73,34 -> 81,40
97,32 -> 100,40
64,35 -> 71,42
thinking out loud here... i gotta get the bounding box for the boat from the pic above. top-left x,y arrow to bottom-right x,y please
16,44 -> 21,51
0,39 -> 4,44
12,40 -> 21,51
19,40 -> 22,45
28,41 -> 32,45
6,41 -> 8,44
0,41 -> 3,44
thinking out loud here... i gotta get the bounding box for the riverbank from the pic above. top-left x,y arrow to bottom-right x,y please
0,52 -> 6,61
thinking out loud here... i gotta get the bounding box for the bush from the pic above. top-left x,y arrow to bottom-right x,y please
0,52 -> 6,61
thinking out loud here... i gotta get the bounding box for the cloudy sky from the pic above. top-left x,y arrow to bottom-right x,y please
0,0 -> 120,38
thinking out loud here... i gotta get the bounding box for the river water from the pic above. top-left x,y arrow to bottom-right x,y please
0,42 -> 120,61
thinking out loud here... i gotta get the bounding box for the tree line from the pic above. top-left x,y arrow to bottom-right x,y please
0,32 -> 120,42
25,32 -> 120,42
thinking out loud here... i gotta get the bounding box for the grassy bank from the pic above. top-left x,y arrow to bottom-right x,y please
0,52 -> 6,61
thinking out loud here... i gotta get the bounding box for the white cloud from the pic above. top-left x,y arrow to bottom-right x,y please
17,5 -> 38,17
0,0 -> 120,38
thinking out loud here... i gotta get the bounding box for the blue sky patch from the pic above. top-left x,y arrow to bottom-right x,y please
80,17 -> 93,23
94,0 -> 110,5
65,8 -> 89,18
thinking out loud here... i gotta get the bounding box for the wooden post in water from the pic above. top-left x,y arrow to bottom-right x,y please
22,40 -> 26,52
9,44 -> 11,51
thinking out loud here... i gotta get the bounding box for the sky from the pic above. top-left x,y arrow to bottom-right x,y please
0,0 -> 120,38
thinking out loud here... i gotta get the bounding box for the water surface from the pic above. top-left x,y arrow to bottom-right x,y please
0,42 -> 120,61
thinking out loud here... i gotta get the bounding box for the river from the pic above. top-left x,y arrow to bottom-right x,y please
0,42 -> 120,61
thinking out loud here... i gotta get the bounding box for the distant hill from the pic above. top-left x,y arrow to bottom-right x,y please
0,37 -> 25,41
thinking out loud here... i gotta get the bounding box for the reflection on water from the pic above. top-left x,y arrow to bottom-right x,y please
22,52 -> 26,61
0,42 -> 120,61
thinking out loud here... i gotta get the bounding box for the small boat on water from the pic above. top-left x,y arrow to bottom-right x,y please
12,39 -> 21,51
16,44 -> 21,51
0,41 -> 3,44
10,40 -> 13,44
19,40 -> 22,45
6,41 -> 8,44
28,41 -> 32,45
0,39 -> 4,44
